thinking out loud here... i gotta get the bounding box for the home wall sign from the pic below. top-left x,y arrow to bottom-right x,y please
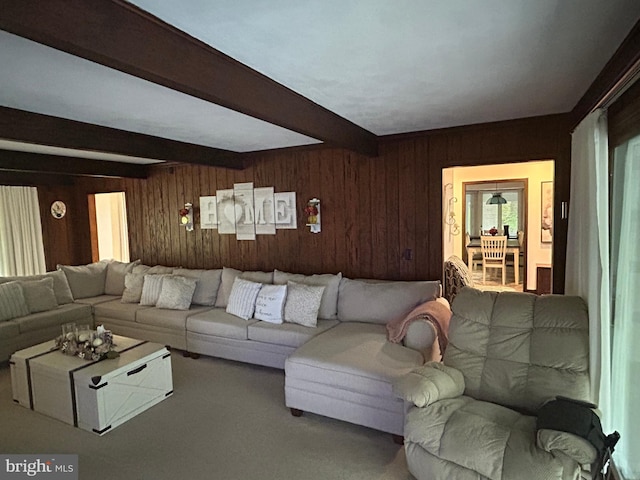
199,183 -> 296,240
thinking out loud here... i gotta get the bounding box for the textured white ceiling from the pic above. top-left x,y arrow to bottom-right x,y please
1,0 -> 640,160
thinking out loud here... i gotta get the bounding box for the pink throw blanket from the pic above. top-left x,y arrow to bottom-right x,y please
386,300 -> 452,360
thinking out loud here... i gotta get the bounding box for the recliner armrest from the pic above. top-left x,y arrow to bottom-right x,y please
392,361 -> 464,408
536,429 -> 598,465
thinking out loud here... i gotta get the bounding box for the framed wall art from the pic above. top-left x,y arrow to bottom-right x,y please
541,181 -> 553,243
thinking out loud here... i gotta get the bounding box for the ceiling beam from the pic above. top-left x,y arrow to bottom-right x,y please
0,0 -> 379,157
0,150 -> 149,179
0,107 -> 243,170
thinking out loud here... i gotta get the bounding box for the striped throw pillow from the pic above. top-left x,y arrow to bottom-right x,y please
226,278 -> 263,320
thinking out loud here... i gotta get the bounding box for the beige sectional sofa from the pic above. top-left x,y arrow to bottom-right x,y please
1,260 -> 445,437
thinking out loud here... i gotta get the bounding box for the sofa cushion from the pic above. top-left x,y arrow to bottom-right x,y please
226,278 -> 262,320
136,305 -> 212,330
286,322 -> 423,398
74,295 -> 121,307
248,318 -> 338,348
254,284 -> 287,324
0,281 -> 29,321
156,275 -> 198,310
187,308 -> 259,340
16,304 -> 93,334
17,277 -> 58,314
121,272 -> 146,303
133,264 -> 174,275
0,320 -> 19,339
0,270 -> 75,306
58,262 -> 108,299
140,274 -> 168,306
284,281 -> 325,328
94,299 -> 152,322
215,267 -> 274,308
104,260 -> 139,295
274,270 -> 342,320
337,278 -> 440,325
173,268 -> 222,306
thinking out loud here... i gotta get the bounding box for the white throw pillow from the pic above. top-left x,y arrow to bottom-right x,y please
156,276 -> 198,310
284,281 -> 325,328
0,281 -> 30,321
254,284 -> 287,324
226,278 -> 263,320
121,272 -> 146,304
139,274 -> 168,306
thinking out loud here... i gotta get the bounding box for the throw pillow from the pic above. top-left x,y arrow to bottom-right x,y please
121,272 -> 146,304
156,276 -> 198,310
18,277 -> 58,313
273,270 -> 342,319
139,274 -> 168,306
0,270 -> 74,305
173,268 -> 222,306
104,260 -> 140,295
283,281 -> 325,328
58,261 -> 109,299
0,281 -> 30,321
226,278 -> 263,320
254,284 -> 287,324
215,267 -> 273,308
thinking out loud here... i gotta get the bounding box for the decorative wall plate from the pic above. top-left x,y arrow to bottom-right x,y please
51,200 -> 67,219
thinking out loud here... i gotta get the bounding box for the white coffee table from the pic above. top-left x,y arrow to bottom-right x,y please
10,335 -> 173,435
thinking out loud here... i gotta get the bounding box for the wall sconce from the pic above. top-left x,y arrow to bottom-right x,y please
443,184 -> 460,239
304,198 -> 321,234
179,203 -> 194,232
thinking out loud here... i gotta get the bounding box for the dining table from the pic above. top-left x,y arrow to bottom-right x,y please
466,237 -> 521,284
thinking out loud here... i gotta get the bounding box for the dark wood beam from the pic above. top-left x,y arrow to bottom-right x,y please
0,0 -> 379,157
0,150 -> 149,179
0,107 -> 243,169
570,18 -> 640,129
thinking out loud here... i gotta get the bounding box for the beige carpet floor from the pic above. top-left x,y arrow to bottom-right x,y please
0,353 -> 411,480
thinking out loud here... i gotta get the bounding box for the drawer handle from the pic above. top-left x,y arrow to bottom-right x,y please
127,364 -> 147,376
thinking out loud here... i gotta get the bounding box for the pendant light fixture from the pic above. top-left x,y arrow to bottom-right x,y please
486,183 -> 507,205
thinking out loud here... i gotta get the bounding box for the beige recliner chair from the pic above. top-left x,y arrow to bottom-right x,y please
394,287 -> 595,480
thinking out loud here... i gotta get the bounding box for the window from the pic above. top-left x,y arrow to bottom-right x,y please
465,182 -> 524,237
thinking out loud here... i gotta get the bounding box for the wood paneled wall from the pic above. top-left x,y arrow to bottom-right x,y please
120,114 -> 571,285
1,114 -> 571,288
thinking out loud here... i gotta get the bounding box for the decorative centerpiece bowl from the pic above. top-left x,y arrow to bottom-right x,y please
55,324 -> 118,361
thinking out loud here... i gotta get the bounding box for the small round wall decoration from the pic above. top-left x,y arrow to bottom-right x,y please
51,201 -> 67,219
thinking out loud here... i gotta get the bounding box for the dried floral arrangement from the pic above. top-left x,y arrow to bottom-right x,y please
55,324 -> 119,361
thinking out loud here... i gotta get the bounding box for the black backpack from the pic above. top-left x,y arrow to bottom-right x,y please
537,396 -> 620,475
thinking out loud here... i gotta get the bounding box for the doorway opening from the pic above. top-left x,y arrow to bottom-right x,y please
88,192 -> 130,262
442,160 -> 554,293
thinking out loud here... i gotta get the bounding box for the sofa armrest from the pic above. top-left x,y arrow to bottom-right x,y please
401,296 -> 451,361
392,361 -> 465,408
402,320 -> 437,360
536,429 -> 598,465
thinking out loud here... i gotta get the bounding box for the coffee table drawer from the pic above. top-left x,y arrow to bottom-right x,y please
74,344 -> 173,435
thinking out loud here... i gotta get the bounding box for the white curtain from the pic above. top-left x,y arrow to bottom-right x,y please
610,136 -> 640,479
565,110 -> 611,430
0,186 -> 47,276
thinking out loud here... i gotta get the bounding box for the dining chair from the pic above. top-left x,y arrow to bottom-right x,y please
480,235 -> 507,284
465,233 -> 482,270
